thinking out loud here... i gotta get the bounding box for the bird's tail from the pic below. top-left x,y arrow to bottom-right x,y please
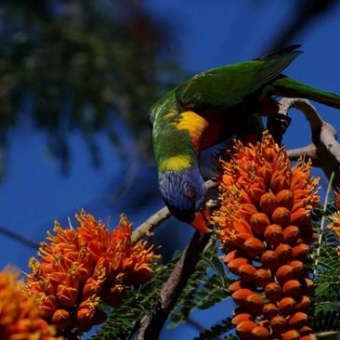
273,76 -> 340,109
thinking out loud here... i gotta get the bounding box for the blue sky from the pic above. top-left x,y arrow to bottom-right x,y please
1,1 -> 340,338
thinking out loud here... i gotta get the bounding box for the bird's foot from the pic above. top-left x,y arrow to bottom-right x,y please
266,113 -> 292,145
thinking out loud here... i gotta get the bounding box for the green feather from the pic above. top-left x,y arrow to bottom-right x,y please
175,46 -> 301,110
272,76 -> 340,109
150,90 -> 196,173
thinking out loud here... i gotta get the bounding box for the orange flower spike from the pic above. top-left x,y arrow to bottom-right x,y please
334,188 -> 340,210
264,224 -> 283,247
222,174 -> 234,186
238,264 -> 257,282
76,296 -> 100,329
265,282 -> 282,302
292,243 -> 310,261
0,268 -> 58,339
248,181 -> 267,203
52,309 -> 71,331
228,281 -> 250,294
262,141 -> 277,163
288,312 -> 309,329
278,296 -> 297,316
236,320 -> 257,338
275,243 -> 292,264
263,303 -> 279,319
282,330 -> 301,340
282,279 -> 302,298
283,225 -> 300,245
290,159 -> 312,190
39,295 -> 58,318
270,315 -> 287,335
245,292 -> 264,315
257,163 -> 273,187
232,289 -> 253,305
227,258 -> 250,275
259,192 -> 278,216
56,285 -> 78,307
261,250 -> 279,270
254,268 -> 271,288
231,313 -> 253,326
270,169 -> 291,194
271,207 -> 291,226
26,211 -> 159,335
250,212 -> 270,235
238,203 -> 258,222
329,217 -> 340,243
293,189 -> 310,207
251,325 -> 270,339
290,207 -> 311,225
276,189 -> 294,208
224,249 -> 242,263
214,133 -> 318,337
243,237 -> 265,258
330,211 -> 340,227
233,218 -> 253,235
233,232 -> 253,248
239,189 -> 253,204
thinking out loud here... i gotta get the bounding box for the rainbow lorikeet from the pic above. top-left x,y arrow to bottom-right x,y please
150,45 -> 340,233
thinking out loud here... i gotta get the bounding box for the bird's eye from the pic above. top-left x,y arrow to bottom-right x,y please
185,187 -> 196,199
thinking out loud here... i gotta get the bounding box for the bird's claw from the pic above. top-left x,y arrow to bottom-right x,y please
267,113 -> 292,145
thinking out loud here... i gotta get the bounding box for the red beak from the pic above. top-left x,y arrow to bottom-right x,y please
191,209 -> 212,233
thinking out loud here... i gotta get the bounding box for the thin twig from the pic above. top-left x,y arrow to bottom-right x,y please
131,206 -> 170,244
316,330 -> 340,338
0,225 -> 39,250
313,171 -> 335,277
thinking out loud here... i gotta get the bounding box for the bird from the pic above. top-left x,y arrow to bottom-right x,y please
149,45 -> 340,233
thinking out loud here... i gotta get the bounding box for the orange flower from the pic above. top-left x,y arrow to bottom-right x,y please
213,132 -> 319,339
0,267 -> 58,339
328,211 -> 340,258
26,211 -> 159,337
329,211 -> 340,237
334,189 -> 340,210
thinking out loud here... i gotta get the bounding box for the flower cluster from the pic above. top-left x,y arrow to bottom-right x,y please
0,267 -> 58,340
213,133 -> 319,339
328,209 -> 340,259
25,211 -> 159,337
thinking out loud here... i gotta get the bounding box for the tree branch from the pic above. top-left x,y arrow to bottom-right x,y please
137,230 -> 211,340
278,97 -> 340,189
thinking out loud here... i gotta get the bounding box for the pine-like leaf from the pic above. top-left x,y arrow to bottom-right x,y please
312,209 -> 340,334
312,305 -> 340,332
192,317 -> 235,340
196,274 -> 230,310
169,236 -> 231,329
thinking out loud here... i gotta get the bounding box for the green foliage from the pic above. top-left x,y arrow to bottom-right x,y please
192,317 -> 235,340
313,204 -> 340,334
169,235 -> 231,329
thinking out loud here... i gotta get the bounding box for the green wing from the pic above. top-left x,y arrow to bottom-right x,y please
175,46 -> 302,111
